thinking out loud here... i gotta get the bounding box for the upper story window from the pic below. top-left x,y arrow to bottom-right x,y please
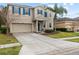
12,6 -> 31,16
44,12 -> 47,17
37,9 -> 43,15
14,7 -> 18,14
12,6 -> 21,14
50,13 -> 51,17
23,8 -> 31,16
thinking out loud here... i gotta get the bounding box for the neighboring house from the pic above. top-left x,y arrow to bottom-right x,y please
7,4 -> 55,33
55,17 -> 79,32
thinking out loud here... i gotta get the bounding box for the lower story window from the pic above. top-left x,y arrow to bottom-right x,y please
43,24 -> 45,27
49,23 -> 51,28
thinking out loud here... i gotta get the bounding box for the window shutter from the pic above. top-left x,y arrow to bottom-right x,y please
23,8 -> 25,15
44,12 -> 47,17
18,8 -> 21,15
28,8 -> 30,16
50,13 -> 51,17
12,6 -> 14,14
37,9 -> 39,14
41,10 -> 43,15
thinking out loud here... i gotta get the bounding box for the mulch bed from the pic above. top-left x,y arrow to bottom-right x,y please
41,31 -> 60,35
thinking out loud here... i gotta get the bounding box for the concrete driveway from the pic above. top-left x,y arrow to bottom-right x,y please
13,33 -> 79,55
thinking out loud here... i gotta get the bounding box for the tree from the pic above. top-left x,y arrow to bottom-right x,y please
0,15 -> 5,28
47,4 -> 67,31
0,6 -> 10,34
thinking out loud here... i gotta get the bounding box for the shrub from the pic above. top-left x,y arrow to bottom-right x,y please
55,28 -> 67,32
44,29 -> 54,33
0,27 -> 7,34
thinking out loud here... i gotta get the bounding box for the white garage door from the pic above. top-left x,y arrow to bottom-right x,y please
11,23 -> 32,33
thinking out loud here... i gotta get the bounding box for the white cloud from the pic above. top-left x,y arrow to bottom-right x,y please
69,3 -> 74,6
47,4 -> 54,8
63,3 -> 68,6
63,3 -> 74,6
64,6 -> 69,10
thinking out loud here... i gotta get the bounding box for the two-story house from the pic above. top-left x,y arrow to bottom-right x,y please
7,4 -> 55,33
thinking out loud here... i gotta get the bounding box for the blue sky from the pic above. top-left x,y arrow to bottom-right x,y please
0,3 -> 79,18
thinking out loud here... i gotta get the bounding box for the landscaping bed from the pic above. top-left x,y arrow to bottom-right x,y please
41,31 -> 59,35
0,46 -> 21,55
47,32 -> 79,38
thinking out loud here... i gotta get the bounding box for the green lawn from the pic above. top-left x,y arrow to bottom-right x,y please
48,32 -> 79,38
66,38 -> 79,43
0,46 -> 21,55
0,34 -> 18,45
0,34 -> 21,55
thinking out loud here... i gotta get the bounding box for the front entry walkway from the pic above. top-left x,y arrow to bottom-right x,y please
58,36 -> 79,40
13,33 -> 79,55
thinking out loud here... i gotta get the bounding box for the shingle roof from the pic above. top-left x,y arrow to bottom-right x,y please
7,3 -> 53,11
7,3 -> 33,8
57,17 -> 79,21
57,17 -> 73,21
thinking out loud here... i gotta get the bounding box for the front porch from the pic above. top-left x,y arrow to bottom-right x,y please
33,20 -> 46,32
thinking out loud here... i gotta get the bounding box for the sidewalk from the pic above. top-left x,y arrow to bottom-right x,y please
0,43 -> 21,49
19,45 -> 35,55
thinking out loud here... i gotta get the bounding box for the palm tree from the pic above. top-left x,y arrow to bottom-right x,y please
0,6 -> 10,34
47,4 -> 67,31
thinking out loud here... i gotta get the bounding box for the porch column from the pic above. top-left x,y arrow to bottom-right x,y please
31,23 -> 34,32
36,20 -> 38,32
45,21 -> 47,30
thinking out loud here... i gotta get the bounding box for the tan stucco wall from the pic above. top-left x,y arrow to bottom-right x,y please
8,5 -> 33,23
46,9 -> 54,30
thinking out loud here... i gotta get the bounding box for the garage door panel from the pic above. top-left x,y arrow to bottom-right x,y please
11,23 -> 32,33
